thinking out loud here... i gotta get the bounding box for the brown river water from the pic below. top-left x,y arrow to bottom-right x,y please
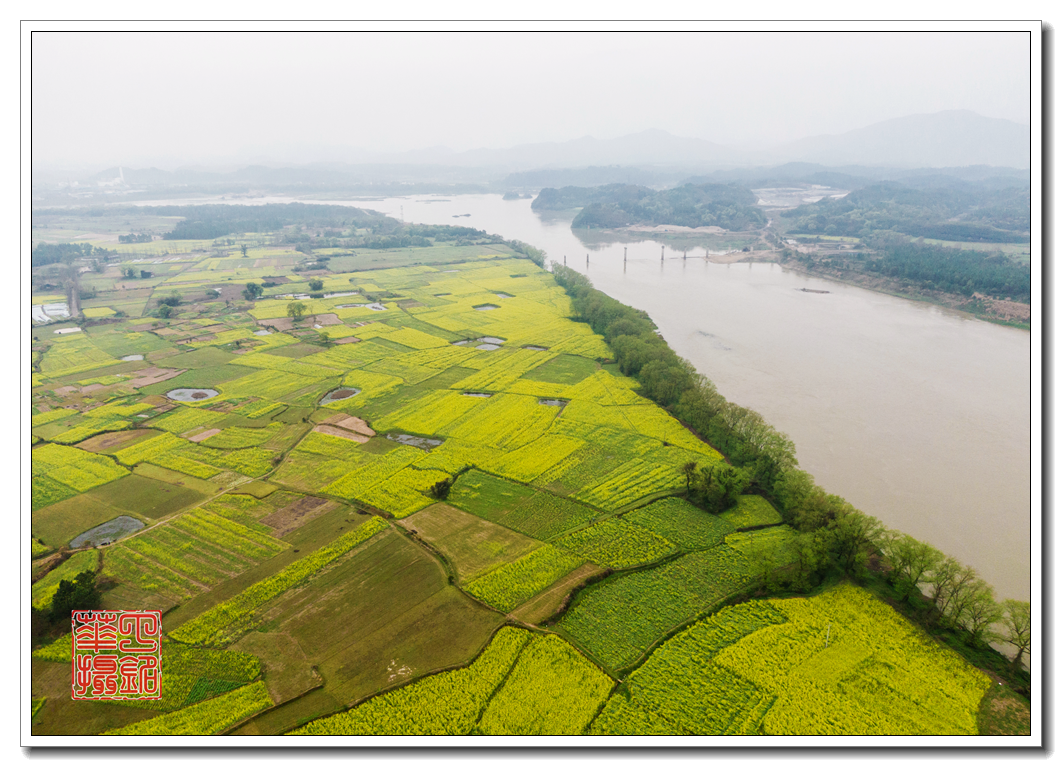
133,193 -> 1034,601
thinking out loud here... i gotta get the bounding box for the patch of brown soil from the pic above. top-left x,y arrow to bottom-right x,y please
313,424 -> 370,443
311,313 -> 342,326
76,429 -> 159,453
334,336 -> 360,344
128,368 -> 185,388
258,317 -> 295,331
261,496 -> 336,537
187,428 -> 221,443
319,412 -> 374,434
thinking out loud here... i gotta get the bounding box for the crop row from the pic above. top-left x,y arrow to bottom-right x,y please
291,627 -> 531,735
38,333 -> 116,378
103,681 -> 274,735
446,393 -> 559,451
464,545 -> 584,612
228,351 -> 344,378
153,406 -> 222,434
590,601 -> 788,734
323,445 -> 422,500
573,457 -> 682,511
219,368 -> 331,403
87,400 -> 156,418
231,399 -> 286,419
623,497 -> 737,551
391,345 -> 480,370
32,443 -> 128,493
563,370 -> 644,407
102,546 -> 201,601
51,415 -> 132,445
364,357 -> 440,386
161,642 -> 262,682
449,349 -> 557,393
169,516 -> 388,646
31,408 -> 79,427
554,518 -> 675,569
201,423 -> 284,449
481,433 -> 585,484
372,389 -> 479,436
710,584 -> 991,735
32,475 -> 78,510
557,546 -> 753,670
476,633 -> 614,735
354,466 -> 450,519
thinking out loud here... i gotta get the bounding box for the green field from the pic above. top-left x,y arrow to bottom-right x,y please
29,215 -> 1011,737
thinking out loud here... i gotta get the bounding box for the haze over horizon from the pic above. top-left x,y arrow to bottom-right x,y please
32,31 -> 1031,171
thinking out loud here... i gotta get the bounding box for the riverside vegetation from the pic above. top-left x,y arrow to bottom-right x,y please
29,203 -> 1030,736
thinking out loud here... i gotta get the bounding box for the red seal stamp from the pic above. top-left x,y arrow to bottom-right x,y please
71,610 -> 161,701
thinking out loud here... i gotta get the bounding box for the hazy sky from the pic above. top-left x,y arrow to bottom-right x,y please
32,30 -> 1031,169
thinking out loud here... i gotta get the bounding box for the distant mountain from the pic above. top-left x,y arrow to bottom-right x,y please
769,111 -> 1029,169
447,129 -> 743,170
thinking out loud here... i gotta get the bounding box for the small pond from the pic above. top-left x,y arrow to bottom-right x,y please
120,354 -> 144,361
523,345 -> 549,351
538,399 -> 569,407
254,329 -> 273,336
335,302 -> 387,311
167,388 -> 219,402
387,433 -> 443,450
320,387 -> 361,405
473,304 -> 500,311
454,336 -> 505,350
70,515 -> 145,548
462,391 -> 493,398
495,292 -> 513,299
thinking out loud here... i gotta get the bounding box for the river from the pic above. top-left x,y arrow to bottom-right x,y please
131,192 -> 1033,601
354,194 -> 1032,602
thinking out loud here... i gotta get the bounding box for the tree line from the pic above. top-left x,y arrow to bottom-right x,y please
551,264 -> 1030,681
780,181 -> 1030,242
532,182 -> 767,232
31,242 -> 115,268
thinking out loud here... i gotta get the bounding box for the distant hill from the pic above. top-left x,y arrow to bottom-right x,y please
452,129 -> 740,170
533,183 -> 766,231
770,111 -> 1029,169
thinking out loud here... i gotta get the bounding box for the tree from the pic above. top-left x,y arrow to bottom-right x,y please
49,571 -> 102,623
308,279 -> 324,291
429,476 -> 455,500
880,532 -> 944,604
953,579 -> 1001,644
242,282 -> 264,301
682,461 -> 698,496
826,507 -> 884,578
788,531 -> 829,591
241,244 -> 248,257
999,600 -> 1031,669
691,462 -> 750,513
157,304 -> 173,319
927,557 -> 979,628
287,301 -> 307,322
158,290 -> 181,307
123,266 -> 137,279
